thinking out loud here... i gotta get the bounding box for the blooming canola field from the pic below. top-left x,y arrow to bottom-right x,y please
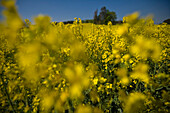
0,0 -> 170,113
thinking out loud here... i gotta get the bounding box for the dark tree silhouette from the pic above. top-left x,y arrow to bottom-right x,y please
104,11 -> 117,25
99,6 -> 107,24
94,6 -> 117,25
163,19 -> 170,24
94,9 -> 98,24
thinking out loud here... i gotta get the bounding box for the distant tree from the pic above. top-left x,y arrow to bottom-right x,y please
94,9 -> 98,24
99,6 -> 107,24
82,19 -> 93,23
63,21 -> 74,24
94,6 -> 117,25
163,19 -> 170,24
115,20 -> 123,24
104,11 -> 117,25
85,19 -> 94,23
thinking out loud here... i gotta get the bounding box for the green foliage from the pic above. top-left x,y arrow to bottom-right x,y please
94,6 -> 117,25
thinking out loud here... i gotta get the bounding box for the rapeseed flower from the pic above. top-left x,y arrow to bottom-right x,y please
130,63 -> 149,83
124,92 -> 146,113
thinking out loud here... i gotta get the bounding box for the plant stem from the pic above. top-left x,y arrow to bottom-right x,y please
1,71 -> 16,113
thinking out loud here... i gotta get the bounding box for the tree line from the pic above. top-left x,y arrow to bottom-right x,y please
57,6 -> 169,25
58,6 -> 121,25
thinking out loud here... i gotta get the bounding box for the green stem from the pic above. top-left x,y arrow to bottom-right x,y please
135,81 -> 139,91
153,63 -> 157,75
1,71 -> 16,113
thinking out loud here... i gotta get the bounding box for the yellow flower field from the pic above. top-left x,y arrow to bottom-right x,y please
0,0 -> 169,113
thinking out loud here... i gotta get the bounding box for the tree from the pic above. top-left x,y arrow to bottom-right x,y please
99,6 -> 107,24
163,19 -> 170,24
94,9 -> 98,24
94,6 -> 117,25
104,11 -> 117,25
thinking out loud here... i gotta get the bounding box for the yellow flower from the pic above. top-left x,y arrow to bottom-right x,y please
129,59 -> 133,64
108,21 -> 112,25
100,77 -> 107,83
102,53 -> 107,59
75,105 -> 92,113
130,63 -> 149,83
53,64 -> 57,68
123,54 -> 130,61
70,84 -> 82,98
24,105 -> 30,112
123,12 -> 139,23
117,24 -> 128,35
110,84 -> 112,88
116,68 -> 129,85
130,35 -> 161,60
124,92 -> 146,113
93,78 -> 98,85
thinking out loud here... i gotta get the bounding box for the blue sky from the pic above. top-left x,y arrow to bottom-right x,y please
0,0 -> 170,24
